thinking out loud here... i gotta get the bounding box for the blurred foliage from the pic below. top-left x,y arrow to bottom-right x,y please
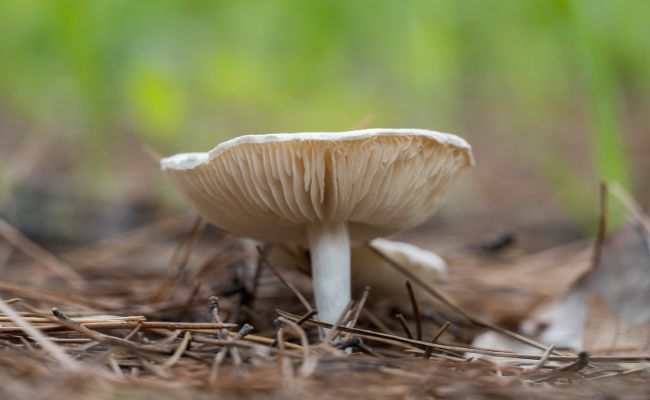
0,0 -> 648,228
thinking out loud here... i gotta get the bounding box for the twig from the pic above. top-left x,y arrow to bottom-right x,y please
0,315 -> 145,324
250,244 -> 271,305
0,297 -> 78,371
322,300 -> 354,343
227,331 -> 301,350
361,308 -> 397,336
395,313 -> 413,339
295,309 -> 318,326
108,353 -> 123,377
162,331 -> 192,369
0,320 -> 236,333
151,216 -> 207,302
276,327 -> 293,380
405,281 -> 422,341
270,309 -> 317,347
276,316 -> 316,377
277,310 -> 650,363
209,296 -> 228,339
534,351 -> 590,382
51,308 -> 170,353
522,344 -> 556,375
590,182 -> 608,274
366,243 -> 561,354
257,246 -> 313,312
209,296 -> 236,370
423,321 -> 451,359
342,286 -> 370,341
585,365 -> 650,382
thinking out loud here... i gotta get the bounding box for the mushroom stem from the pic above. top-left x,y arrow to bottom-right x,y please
307,221 -> 351,325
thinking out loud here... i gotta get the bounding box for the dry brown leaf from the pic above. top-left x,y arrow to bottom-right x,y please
524,219 -> 650,352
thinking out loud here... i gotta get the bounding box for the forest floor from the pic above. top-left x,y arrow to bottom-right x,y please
1,181 -> 649,399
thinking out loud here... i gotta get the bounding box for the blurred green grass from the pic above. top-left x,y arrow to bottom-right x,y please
0,0 -> 648,229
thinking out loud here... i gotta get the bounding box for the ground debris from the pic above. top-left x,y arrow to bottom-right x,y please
1,213 -> 649,399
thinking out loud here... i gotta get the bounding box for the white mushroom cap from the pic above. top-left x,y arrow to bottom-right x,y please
267,239 -> 449,298
161,128 -> 473,243
364,238 -> 448,280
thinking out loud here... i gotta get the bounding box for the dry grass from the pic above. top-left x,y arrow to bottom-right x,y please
1,214 -> 649,400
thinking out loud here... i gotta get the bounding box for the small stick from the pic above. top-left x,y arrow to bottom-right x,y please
208,297 -> 253,373
124,324 -> 142,341
140,358 -> 170,379
361,308 -> 397,336
0,298 -> 78,371
276,328 -> 294,381
18,336 -> 34,351
219,332 -> 301,350
590,182 -> 608,275
295,309 -> 318,326
395,313 -> 413,339
357,341 -> 381,358
405,281 -> 422,341
250,244 -> 271,305
0,315 -> 146,324
322,300 -> 354,344
257,246 -> 313,312
151,216 -> 207,302
0,320 -> 236,333
270,309 -> 317,347
534,351 -> 591,382
522,344 -> 556,375
423,321 -> 451,359
162,331 -> 192,369
367,244 -> 561,355
209,296 -> 234,369
235,323 -> 255,339
585,365 -> 650,382
194,332 -> 297,350
349,287 -> 370,329
342,286 -> 370,341
209,296 -> 228,339
108,354 -> 123,377
276,317 -> 315,377
51,308 -> 170,353
277,310 -> 650,363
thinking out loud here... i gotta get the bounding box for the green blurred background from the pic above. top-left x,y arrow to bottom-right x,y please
0,0 -> 648,239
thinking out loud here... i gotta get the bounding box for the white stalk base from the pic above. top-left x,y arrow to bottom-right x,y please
307,222 -> 351,326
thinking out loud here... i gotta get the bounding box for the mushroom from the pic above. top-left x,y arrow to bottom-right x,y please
268,238 -> 448,300
353,238 -> 448,297
160,129 -> 473,324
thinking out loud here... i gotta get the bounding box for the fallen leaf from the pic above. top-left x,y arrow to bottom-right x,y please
524,217 -> 650,352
